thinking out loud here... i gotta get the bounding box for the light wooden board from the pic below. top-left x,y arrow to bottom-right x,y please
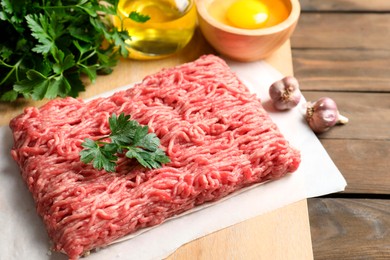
0,31 -> 313,259
168,199 -> 312,260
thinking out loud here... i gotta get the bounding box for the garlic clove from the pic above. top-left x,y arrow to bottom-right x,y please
306,97 -> 349,134
269,76 -> 301,111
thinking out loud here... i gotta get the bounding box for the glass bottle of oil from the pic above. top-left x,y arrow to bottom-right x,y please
114,0 -> 197,60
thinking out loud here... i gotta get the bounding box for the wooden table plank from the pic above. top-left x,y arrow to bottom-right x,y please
299,0 -> 390,12
321,139 -> 390,195
292,49 -> 390,92
308,198 -> 390,260
291,13 -> 390,50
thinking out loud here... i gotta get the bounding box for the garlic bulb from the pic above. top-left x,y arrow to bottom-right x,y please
269,76 -> 301,110
306,97 -> 349,134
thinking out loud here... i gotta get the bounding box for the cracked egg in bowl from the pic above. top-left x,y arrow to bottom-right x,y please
195,0 -> 300,61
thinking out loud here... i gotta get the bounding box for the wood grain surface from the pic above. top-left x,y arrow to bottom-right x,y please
292,11 -> 390,92
293,49 -> 390,92
299,0 -> 390,12
168,199 -> 313,260
321,139 -> 390,195
292,0 -> 390,259
308,199 -> 390,260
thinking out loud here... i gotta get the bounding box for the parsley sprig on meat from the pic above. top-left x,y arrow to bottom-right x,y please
0,0 -> 142,101
80,113 -> 170,172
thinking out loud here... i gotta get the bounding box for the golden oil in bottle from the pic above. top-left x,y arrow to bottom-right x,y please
114,0 -> 197,60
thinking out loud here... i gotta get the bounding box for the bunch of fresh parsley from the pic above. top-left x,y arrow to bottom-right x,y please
0,0 -> 148,101
80,113 -> 170,172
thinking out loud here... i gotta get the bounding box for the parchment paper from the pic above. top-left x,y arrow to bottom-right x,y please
0,59 -> 347,260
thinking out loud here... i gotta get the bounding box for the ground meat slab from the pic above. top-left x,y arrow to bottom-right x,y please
10,55 -> 300,259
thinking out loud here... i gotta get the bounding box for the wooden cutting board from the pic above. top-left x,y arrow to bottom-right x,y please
0,30 -> 313,260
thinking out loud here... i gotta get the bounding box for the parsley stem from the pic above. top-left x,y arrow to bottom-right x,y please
0,59 -> 16,69
0,58 -> 23,85
78,50 -> 97,64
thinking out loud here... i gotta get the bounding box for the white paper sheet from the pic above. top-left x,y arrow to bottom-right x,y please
0,59 -> 347,260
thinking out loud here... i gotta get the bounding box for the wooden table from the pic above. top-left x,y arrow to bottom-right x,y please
0,30 -> 314,260
291,0 -> 390,259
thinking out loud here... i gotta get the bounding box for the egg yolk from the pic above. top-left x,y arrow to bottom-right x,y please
226,0 -> 269,29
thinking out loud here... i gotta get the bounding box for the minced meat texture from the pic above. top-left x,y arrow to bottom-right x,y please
10,55 -> 300,259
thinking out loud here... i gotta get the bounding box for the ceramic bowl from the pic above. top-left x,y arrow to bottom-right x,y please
195,0 -> 301,61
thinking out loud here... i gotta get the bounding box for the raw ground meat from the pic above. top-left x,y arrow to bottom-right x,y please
10,55 -> 300,259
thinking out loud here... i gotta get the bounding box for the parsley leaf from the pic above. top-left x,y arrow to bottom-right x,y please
26,13 -> 64,55
109,113 -> 138,145
133,129 -> 160,152
80,113 -> 170,172
129,11 -> 150,23
0,0 -> 131,101
80,138 -> 118,172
